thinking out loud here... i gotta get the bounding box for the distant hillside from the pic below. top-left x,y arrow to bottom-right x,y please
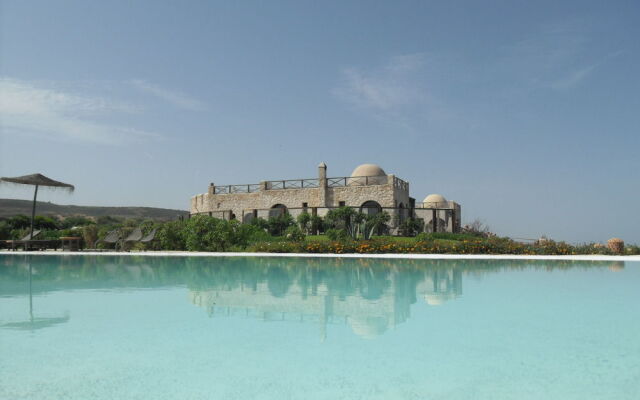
0,198 -> 188,221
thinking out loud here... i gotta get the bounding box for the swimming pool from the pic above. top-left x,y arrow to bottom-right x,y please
1,255 -> 638,399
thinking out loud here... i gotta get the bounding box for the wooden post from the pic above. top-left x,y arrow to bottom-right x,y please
451,209 -> 456,233
29,185 -> 39,240
432,209 -> 437,233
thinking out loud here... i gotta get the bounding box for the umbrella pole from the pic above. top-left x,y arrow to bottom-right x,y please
30,185 -> 39,240
29,261 -> 33,321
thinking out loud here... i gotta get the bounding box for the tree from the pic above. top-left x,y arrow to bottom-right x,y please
463,219 -> 492,237
97,215 -> 122,226
325,207 -> 360,232
61,216 -> 94,229
82,225 -> 99,248
33,215 -> 60,230
0,221 -> 11,240
363,211 -> 390,239
296,212 -> 311,234
7,215 -> 30,230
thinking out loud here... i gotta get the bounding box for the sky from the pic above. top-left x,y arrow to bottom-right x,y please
0,0 -> 639,243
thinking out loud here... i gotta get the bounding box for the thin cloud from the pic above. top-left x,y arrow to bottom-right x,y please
551,51 -> 623,90
0,78 -> 159,145
502,20 -> 620,91
551,64 -> 598,90
130,79 -> 206,111
333,54 -> 426,112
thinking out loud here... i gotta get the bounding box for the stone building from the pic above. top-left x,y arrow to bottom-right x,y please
190,163 -> 461,233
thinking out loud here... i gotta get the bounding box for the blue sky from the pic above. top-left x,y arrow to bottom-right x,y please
1,0 -> 638,243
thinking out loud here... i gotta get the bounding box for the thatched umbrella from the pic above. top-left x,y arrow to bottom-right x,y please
0,173 -> 74,240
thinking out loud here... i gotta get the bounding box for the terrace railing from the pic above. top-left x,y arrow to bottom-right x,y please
265,179 -> 320,190
327,175 -> 388,187
209,175 -> 406,194
214,184 -> 262,194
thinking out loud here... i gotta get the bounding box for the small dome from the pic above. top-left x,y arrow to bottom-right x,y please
424,294 -> 445,306
351,164 -> 387,177
423,194 -> 447,206
348,316 -> 389,339
424,293 -> 456,306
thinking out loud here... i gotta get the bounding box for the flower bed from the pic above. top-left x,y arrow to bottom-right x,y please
248,237 -> 640,255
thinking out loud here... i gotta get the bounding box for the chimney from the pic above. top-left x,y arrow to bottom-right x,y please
318,162 -> 327,180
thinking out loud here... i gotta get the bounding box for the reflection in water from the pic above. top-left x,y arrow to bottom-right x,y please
0,257 -> 70,331
0,255 -> 622,338
190,267 -> 462,339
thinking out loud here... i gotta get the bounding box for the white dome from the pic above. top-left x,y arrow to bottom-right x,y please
423,194 -> 449,208
423,194 -> 447,204
350,164 -> 387,177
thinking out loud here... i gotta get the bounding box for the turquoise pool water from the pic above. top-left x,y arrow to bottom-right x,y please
1,255 -> 638,399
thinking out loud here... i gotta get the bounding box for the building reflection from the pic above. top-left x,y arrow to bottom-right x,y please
0,255 -> 621,337
189,265 -> 463,340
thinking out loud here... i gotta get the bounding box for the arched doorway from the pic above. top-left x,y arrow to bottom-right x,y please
425,217 -> 447,233
269,204 -> 288,218
398,202 -> 406,224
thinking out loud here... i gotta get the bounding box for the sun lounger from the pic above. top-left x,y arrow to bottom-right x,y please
140,228 -> 157,244
95,229 -> 122,250
124,227 -> 143,243
18,230 -> 42,241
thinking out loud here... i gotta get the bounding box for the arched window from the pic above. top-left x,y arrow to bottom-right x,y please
360,200 -> 382,216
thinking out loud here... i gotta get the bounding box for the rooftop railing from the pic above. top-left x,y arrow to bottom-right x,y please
213,184 -> 262,194
265,179 -> 320,190
208,175 -> 408,194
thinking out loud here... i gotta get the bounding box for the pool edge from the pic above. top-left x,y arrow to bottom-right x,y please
1,250 -> 639,262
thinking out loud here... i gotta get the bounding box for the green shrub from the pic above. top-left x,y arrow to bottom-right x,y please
267,213 -> 295,236
398,218 -> 424,237
325,228 -> 349,241
250,217 -> 269,231
310,215 -> 324,234
284,225 -> 305,242
156,220 -> 186,250
417,232 -> 480,242
325,207 -> 359,231
183,215 -> 230,251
